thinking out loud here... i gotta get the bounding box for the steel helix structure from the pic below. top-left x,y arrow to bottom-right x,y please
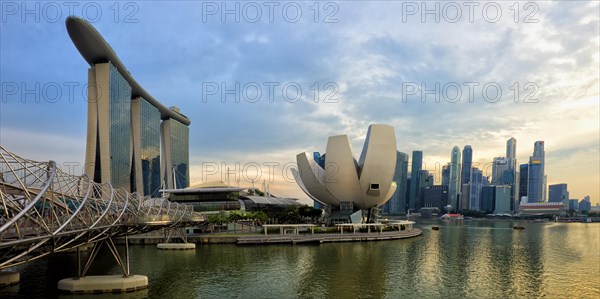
0,146 -> 204,269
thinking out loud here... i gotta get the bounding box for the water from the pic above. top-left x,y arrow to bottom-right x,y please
2,221 -> 599,298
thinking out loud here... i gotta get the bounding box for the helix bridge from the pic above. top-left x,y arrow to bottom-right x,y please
0,145 -> 205,270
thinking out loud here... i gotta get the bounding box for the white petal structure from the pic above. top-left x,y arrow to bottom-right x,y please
293,124 -> 397,210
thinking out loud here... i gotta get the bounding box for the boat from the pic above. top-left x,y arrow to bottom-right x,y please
432,226 -> 440,231
513,226 -> 525,230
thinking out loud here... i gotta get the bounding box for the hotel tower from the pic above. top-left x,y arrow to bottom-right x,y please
66,17 -> 191,196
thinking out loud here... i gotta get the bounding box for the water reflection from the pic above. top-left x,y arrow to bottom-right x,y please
4,222 -> 599,298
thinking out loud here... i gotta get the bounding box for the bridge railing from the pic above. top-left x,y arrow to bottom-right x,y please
0,145 -> 205,269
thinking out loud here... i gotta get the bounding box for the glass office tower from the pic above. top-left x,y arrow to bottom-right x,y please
408,151 -> 423,211
449,146 -> 461,210
461,145 -> 472,185
527,141 -> 545,202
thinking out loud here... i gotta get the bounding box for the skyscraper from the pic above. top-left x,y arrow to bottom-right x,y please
481,185 -> 496,214
312,152 -> 326,209
68,17 -> 192,194
494,185 -> 512,214
442,163 -> 450,187
420,170 -> 434,188
461,145 -> 472,185
492,157 -> 509,185
161,111 -> 191,189
460,184 -> 471,210
519,164 -> 528,201
470,167 -> 483,211
132,97 -> 161,197
506,137 -> 517,169
408,151 -> 423,211
527,141 -> 545,202
506,137 -> 518,211
384,151 -> 409,214
419,170 -> 434,208
449,146 -> 461,210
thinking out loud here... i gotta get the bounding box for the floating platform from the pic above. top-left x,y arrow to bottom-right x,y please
0,271 -> 19,287
57,275 -> 148,294
157,243 -> 196,250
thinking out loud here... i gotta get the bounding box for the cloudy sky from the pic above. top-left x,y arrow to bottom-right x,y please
1,1 -> 598,205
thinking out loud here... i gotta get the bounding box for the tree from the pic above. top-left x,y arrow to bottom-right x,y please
298,205 -> 323,223
249,211 -> 268,225
228,211 -> 244,223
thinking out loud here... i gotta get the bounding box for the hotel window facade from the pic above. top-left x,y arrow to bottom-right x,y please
161,118 -> 190,189
140,99 -> 161,197
108,64 -> 133,190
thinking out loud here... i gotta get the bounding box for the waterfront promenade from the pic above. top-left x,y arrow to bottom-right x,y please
120,228 -> 422,245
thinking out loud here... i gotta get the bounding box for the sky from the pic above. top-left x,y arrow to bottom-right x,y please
1,1 -> 598,205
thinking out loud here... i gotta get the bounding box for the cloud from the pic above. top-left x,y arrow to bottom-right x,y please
1,1 -> 598,203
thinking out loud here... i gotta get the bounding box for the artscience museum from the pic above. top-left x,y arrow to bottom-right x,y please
292,124 -> 398,223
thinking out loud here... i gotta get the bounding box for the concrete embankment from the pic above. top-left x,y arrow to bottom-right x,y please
117,229 -> 422,245
236,229 -> 422,245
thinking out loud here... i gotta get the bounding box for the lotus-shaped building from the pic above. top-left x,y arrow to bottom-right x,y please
292,124 -> 397,211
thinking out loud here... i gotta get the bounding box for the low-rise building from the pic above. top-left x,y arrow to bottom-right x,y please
519,200 -> 567,216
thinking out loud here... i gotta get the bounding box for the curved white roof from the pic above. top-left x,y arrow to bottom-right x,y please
294,124 -> 397,210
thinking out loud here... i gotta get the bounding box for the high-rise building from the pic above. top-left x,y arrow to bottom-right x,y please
506,137 -> 517,169
460,184 -> 471,210
470,167 -> 483,211
420,170 -> 434,188
513,169 -> 520,212
312,152 -> 326,209
68,17 -> 192,194
506,137 -> 518,210
482,175 -> 491,186
449,146 -> 461,210
481,185 -> 496,213
492,157 -> 509,185
527,141 -> 545,202
422,185 -> 448,210
408,151 -> 423,211
569,199 -> 579,211
161,113 -> 190,189
543,175 -> 548,202
548,183 -> 569,204
132,97 -> 161,197
419,170 -> 434,208
519,164 -> 528,200
442,163 -> 450,187
84,62 -> 132,191
579,196 -> 591,212
405,176 -> 411,210
494,185 -> 512,214
383,151 -> 409,215
461,145 -> 472,185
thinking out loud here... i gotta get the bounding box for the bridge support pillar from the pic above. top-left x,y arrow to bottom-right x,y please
0,271 -> 19,287
58,237 -> 148,294
157,227 -> 196,250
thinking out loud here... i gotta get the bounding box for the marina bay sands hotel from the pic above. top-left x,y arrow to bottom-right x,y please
66,17 -> 190,196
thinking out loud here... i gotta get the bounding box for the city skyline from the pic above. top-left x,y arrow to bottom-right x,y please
1,2 -> 598,204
